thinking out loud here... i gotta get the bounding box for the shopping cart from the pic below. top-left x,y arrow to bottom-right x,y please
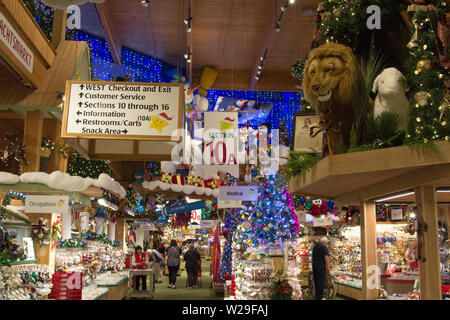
305,270 -> 336,300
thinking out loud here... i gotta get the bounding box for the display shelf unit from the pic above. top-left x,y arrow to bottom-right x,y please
334,281 -> 362,300
289,141 -> 450,300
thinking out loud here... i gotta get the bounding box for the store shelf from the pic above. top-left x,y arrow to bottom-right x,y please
4,259 -> 38,265
288,141 -> 450,204
334,280 -> 362,290
96,276 -> 129,287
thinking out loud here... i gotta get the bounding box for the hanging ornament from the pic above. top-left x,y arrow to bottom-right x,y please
416,59 -> 432,72
415,91 -> 431,107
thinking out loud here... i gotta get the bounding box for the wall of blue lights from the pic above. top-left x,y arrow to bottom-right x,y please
67,30 -> 303,137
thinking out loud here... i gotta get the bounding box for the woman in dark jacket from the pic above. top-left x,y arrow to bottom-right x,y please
166,239 -> 181,288
184,244 -> 201,288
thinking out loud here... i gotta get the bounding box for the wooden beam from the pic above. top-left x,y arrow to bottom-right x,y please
95,2 -> 121,65
192,69 -> 299,91
249,0 -> 285,89
22,110 -> 43,172
51,9 -> 67,49
336,163 -> 450,204
360,200 -> 378,300
415,186 -> 442,300
115,218 -> 126,251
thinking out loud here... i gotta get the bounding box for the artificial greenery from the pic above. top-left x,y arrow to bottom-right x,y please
404,9 -> 449,144
282,151 -> 321,180
22,0 -> 54,41
291,57 -> 306,81
270,270 -> 293,300
316,0 -> 407,47
67,151 -> 112,179
80,231 -> 122,247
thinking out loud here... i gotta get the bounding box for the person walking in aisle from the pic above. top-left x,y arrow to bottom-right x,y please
151,249 -> 165,284
184,244 -> 201,288
132,246 -> 150,291
312,237 -> 330,300
166,240 -> 181,289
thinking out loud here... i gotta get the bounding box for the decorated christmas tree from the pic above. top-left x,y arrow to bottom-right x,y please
236,175 -> 299,246
404,3 -> 449,143
217,210 -> 239,285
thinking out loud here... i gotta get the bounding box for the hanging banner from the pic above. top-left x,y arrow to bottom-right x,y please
219,186 -> 258,201
25,195 -> 69,214
0,11 -> 34,74
61,81 -> 184,141
156,200 -> 215,217
189,210 -> 202,229
201,220 -> 217,228
217,200 -> 243,209
203,112 -> 239,166
312,215 -> 334,227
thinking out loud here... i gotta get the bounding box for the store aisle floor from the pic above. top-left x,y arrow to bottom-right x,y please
127,259 -> 223,300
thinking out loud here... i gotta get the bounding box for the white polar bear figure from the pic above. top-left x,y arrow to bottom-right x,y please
194,94 -> 209,112
372,67 -> 409,131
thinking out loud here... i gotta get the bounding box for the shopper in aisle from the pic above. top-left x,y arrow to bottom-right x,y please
184,244 -> 201,288
132,246 -> 149,291
158,243 -> 167,258
167,240 -> 181,289
312,237 -> 330,300
152,249 -> 165,283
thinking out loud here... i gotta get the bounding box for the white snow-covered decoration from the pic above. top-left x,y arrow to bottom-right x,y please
279,145 -> 290,166
0,172 -> 20,184
161,161 -> 176,174
42,0 -> 105,9
372,67 -> 409,131
142,180 -> 219,198
14,171 -> 126,198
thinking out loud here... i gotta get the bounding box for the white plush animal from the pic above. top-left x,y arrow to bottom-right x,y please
194,94 -> 209,112
372,67 -> 409,131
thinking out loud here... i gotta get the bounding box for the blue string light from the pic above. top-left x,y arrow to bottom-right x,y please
206,90 -> 303,137
68,31 -> 304,136
67,30 -> 181,82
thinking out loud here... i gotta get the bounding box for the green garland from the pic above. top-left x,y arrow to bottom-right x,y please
58,238 -> 87,248
80,231 -> 122,247
67,151 -> 112,179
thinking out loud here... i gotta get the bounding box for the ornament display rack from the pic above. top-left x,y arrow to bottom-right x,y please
289,141 -> 450,300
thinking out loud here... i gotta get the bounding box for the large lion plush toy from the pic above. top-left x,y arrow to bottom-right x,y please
303,43 -> 363,154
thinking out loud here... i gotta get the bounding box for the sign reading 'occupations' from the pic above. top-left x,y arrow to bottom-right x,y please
61,81 -> 184,140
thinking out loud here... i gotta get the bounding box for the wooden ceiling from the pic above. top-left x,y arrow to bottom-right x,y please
81,0 -> 319,91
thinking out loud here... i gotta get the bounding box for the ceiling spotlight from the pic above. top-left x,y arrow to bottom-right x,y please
141,0 -> 150,7
276,26 -> 280,32
255,76 -> 259,80
289,0 -> 295,4
184,54 -> 189,59
184,19 -> 188,25
187,27 -> 191,32
280,6 -> 285,12
187,58 -> 191,63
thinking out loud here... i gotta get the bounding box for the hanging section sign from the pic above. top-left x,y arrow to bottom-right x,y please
61,81 -> 184,140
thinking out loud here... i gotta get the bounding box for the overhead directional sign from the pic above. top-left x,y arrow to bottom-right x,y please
156,200 -> 215,217
61,81 -> 184,140
219,186 -> 259,201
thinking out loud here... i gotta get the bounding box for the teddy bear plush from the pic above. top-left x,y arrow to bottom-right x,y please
371,68 -> 409,131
